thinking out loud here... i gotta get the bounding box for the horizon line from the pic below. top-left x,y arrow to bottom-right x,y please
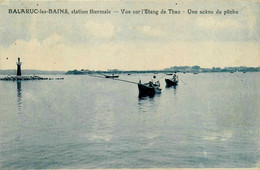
1,65 -> 260,72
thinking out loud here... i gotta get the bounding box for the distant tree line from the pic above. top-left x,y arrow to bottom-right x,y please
66,66 -> 260,75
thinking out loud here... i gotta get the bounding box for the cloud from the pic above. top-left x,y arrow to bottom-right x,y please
0,34 -> 73,70
196,17 -> 241,30
245,12 -> 258,39
42,34 -> 64,48
0,39 -> 259,71
85,21 -> 118,39
138,25 -> 165,37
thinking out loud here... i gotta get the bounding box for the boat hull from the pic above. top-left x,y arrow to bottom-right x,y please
165,79 -> 178,86
105,75 -> 119,78
138,83 -> 156,97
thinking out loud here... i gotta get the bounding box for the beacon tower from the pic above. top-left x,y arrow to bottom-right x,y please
16,57 -> 22,76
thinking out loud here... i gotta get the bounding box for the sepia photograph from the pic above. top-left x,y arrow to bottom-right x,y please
0,0 -> 259,169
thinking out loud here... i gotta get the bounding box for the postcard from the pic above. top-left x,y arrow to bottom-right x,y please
0,0 -> 259,169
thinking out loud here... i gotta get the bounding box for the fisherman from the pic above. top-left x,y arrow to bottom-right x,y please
149,81 -> 153,87
155,80 -> 160,87
173,72 -> 177,81
152,76 -> 160,87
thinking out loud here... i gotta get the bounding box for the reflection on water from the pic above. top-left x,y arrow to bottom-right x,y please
17,80 -> 22,114
138,94 -> 161,114
165,84 -> 178,95
138,96 -> 155,108
173,85 -> 177,95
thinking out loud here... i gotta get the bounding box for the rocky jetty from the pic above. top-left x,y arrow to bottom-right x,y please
0,58 -> 64,81
0,76 -> 64,81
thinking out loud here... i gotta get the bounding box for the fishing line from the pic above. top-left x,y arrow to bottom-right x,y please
89,74 -> 138,84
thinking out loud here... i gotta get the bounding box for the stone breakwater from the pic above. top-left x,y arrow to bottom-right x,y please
0,76 -> 64,81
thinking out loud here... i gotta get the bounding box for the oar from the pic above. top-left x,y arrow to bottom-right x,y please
179,78 -> 186,85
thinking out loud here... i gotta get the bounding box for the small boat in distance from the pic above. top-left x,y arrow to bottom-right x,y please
104,74 -> 119,78
193,72 -> 199,74
138,80 -> 161,97
165,73 -> 173,75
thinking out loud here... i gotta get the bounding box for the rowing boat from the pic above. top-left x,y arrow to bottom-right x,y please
104,75 -> 119,78
138,81 -> 161,97
165,78 -> 178,86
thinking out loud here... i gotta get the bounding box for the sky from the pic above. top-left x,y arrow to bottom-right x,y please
0,0 -> 259,71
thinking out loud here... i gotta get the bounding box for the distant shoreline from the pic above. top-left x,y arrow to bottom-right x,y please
1,66 -> 259,75
0,70 -> 66,75
66,66 -> 260,75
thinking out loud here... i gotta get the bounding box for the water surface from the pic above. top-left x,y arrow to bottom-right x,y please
0,73 -> 259,169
